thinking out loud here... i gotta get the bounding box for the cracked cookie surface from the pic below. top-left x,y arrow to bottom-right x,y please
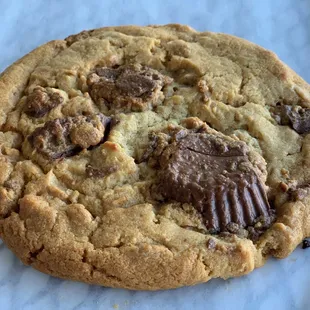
0,24 -> 310,290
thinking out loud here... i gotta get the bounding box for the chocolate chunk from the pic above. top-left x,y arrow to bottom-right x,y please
115,72 -> 156,97
85,164 -> 117,178
273,104 -> 310,134
87,64 -> 172,112
28,114 -> 110,160
302,239 -> 310,249
24,88 -> 64,118
156,132 -> 273,233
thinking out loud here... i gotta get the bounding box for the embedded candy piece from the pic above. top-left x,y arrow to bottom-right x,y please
28,114 -> 111,160
24,87 -> 64,118
157,132 -> 273,233
87,64 -> 172,112
274,104 -> 310,134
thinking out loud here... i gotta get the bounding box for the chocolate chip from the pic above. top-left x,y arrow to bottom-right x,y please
273,104 -> 310,134
155,132 -> 273,233
302,239 -> 310,249
28,113 -> 110,160
24,88 -> 64,118
87,64 -> 172,112
85,164 -> 117,178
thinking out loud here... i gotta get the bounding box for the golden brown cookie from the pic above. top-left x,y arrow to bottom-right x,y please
0,24 -> 310,290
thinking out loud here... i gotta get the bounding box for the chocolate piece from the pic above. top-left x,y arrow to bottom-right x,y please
302,239 -> 310,249
24,88 -> 64,118
87,64 -> 172,112
247,213 -> 276,241
274,104 -> 310,134
288,185 -> 310,201
157,132 -> 272,233
28,114 -> 110,160
85,164 -> 117,178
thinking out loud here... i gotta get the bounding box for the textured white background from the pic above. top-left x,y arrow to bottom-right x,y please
0,0 -> 310,309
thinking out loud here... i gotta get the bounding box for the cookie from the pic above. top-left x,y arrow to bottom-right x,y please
0,24 -> 310,290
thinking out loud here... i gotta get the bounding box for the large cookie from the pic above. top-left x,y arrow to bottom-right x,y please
0,24 -> 310,290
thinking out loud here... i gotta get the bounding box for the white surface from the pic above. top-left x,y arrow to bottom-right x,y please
0,1 -> 310,309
